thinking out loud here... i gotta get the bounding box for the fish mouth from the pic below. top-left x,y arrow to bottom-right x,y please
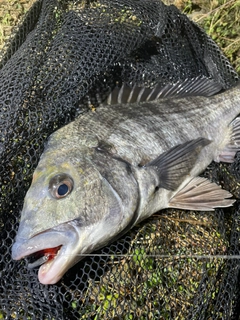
27,245 -> 63,269
12,221 -> 81,285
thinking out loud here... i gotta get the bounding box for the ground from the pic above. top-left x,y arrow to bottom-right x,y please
0,0 -> 239,72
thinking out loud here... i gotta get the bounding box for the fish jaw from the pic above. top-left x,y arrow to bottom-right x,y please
12,200 -> 131,285
12,221 -> 84,285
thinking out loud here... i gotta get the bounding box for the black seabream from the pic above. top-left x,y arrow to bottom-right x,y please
12,77 -> 240,284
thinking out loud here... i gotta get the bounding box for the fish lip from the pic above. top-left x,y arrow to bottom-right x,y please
12,221 -> 81,285
12,227 -> 71,261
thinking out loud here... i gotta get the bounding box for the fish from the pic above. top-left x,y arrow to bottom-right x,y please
12,76 -> 240,285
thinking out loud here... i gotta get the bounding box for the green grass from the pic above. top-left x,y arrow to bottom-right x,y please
165,0 -> 240,74
0,0 -> 36,51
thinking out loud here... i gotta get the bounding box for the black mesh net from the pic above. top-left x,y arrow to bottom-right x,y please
0,0 -> 239,319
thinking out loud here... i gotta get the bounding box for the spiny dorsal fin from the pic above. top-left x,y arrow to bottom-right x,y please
104,76 -> 223,105
169,177 -> 234,211
144,138 -> 211,191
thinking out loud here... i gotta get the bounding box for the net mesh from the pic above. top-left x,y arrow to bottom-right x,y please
0,0 -> 239,319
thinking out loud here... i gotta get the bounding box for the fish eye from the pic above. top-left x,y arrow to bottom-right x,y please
49,173 -> 74,199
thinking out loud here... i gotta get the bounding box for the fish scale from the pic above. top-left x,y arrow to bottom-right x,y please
72,88 -> 238,166
12,77 -> 240,284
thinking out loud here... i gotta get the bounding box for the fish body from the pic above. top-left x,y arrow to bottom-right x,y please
12,79 -> 240,284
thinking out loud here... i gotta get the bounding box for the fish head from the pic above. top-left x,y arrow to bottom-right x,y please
12,139 -> 138,285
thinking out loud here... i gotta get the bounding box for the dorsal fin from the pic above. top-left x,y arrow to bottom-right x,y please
103,76 -> 223,105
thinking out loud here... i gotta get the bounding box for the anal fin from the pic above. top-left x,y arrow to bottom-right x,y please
218,117 -> 240,163
168,177 -> 234,211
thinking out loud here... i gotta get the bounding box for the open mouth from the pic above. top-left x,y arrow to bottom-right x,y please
27,245 -> 62,269
12,222 -> 81,284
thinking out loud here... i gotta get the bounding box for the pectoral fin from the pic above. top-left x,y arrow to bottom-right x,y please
145,138 -> 211,191
218,117 -> 240,163
169,177 -> 234,211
